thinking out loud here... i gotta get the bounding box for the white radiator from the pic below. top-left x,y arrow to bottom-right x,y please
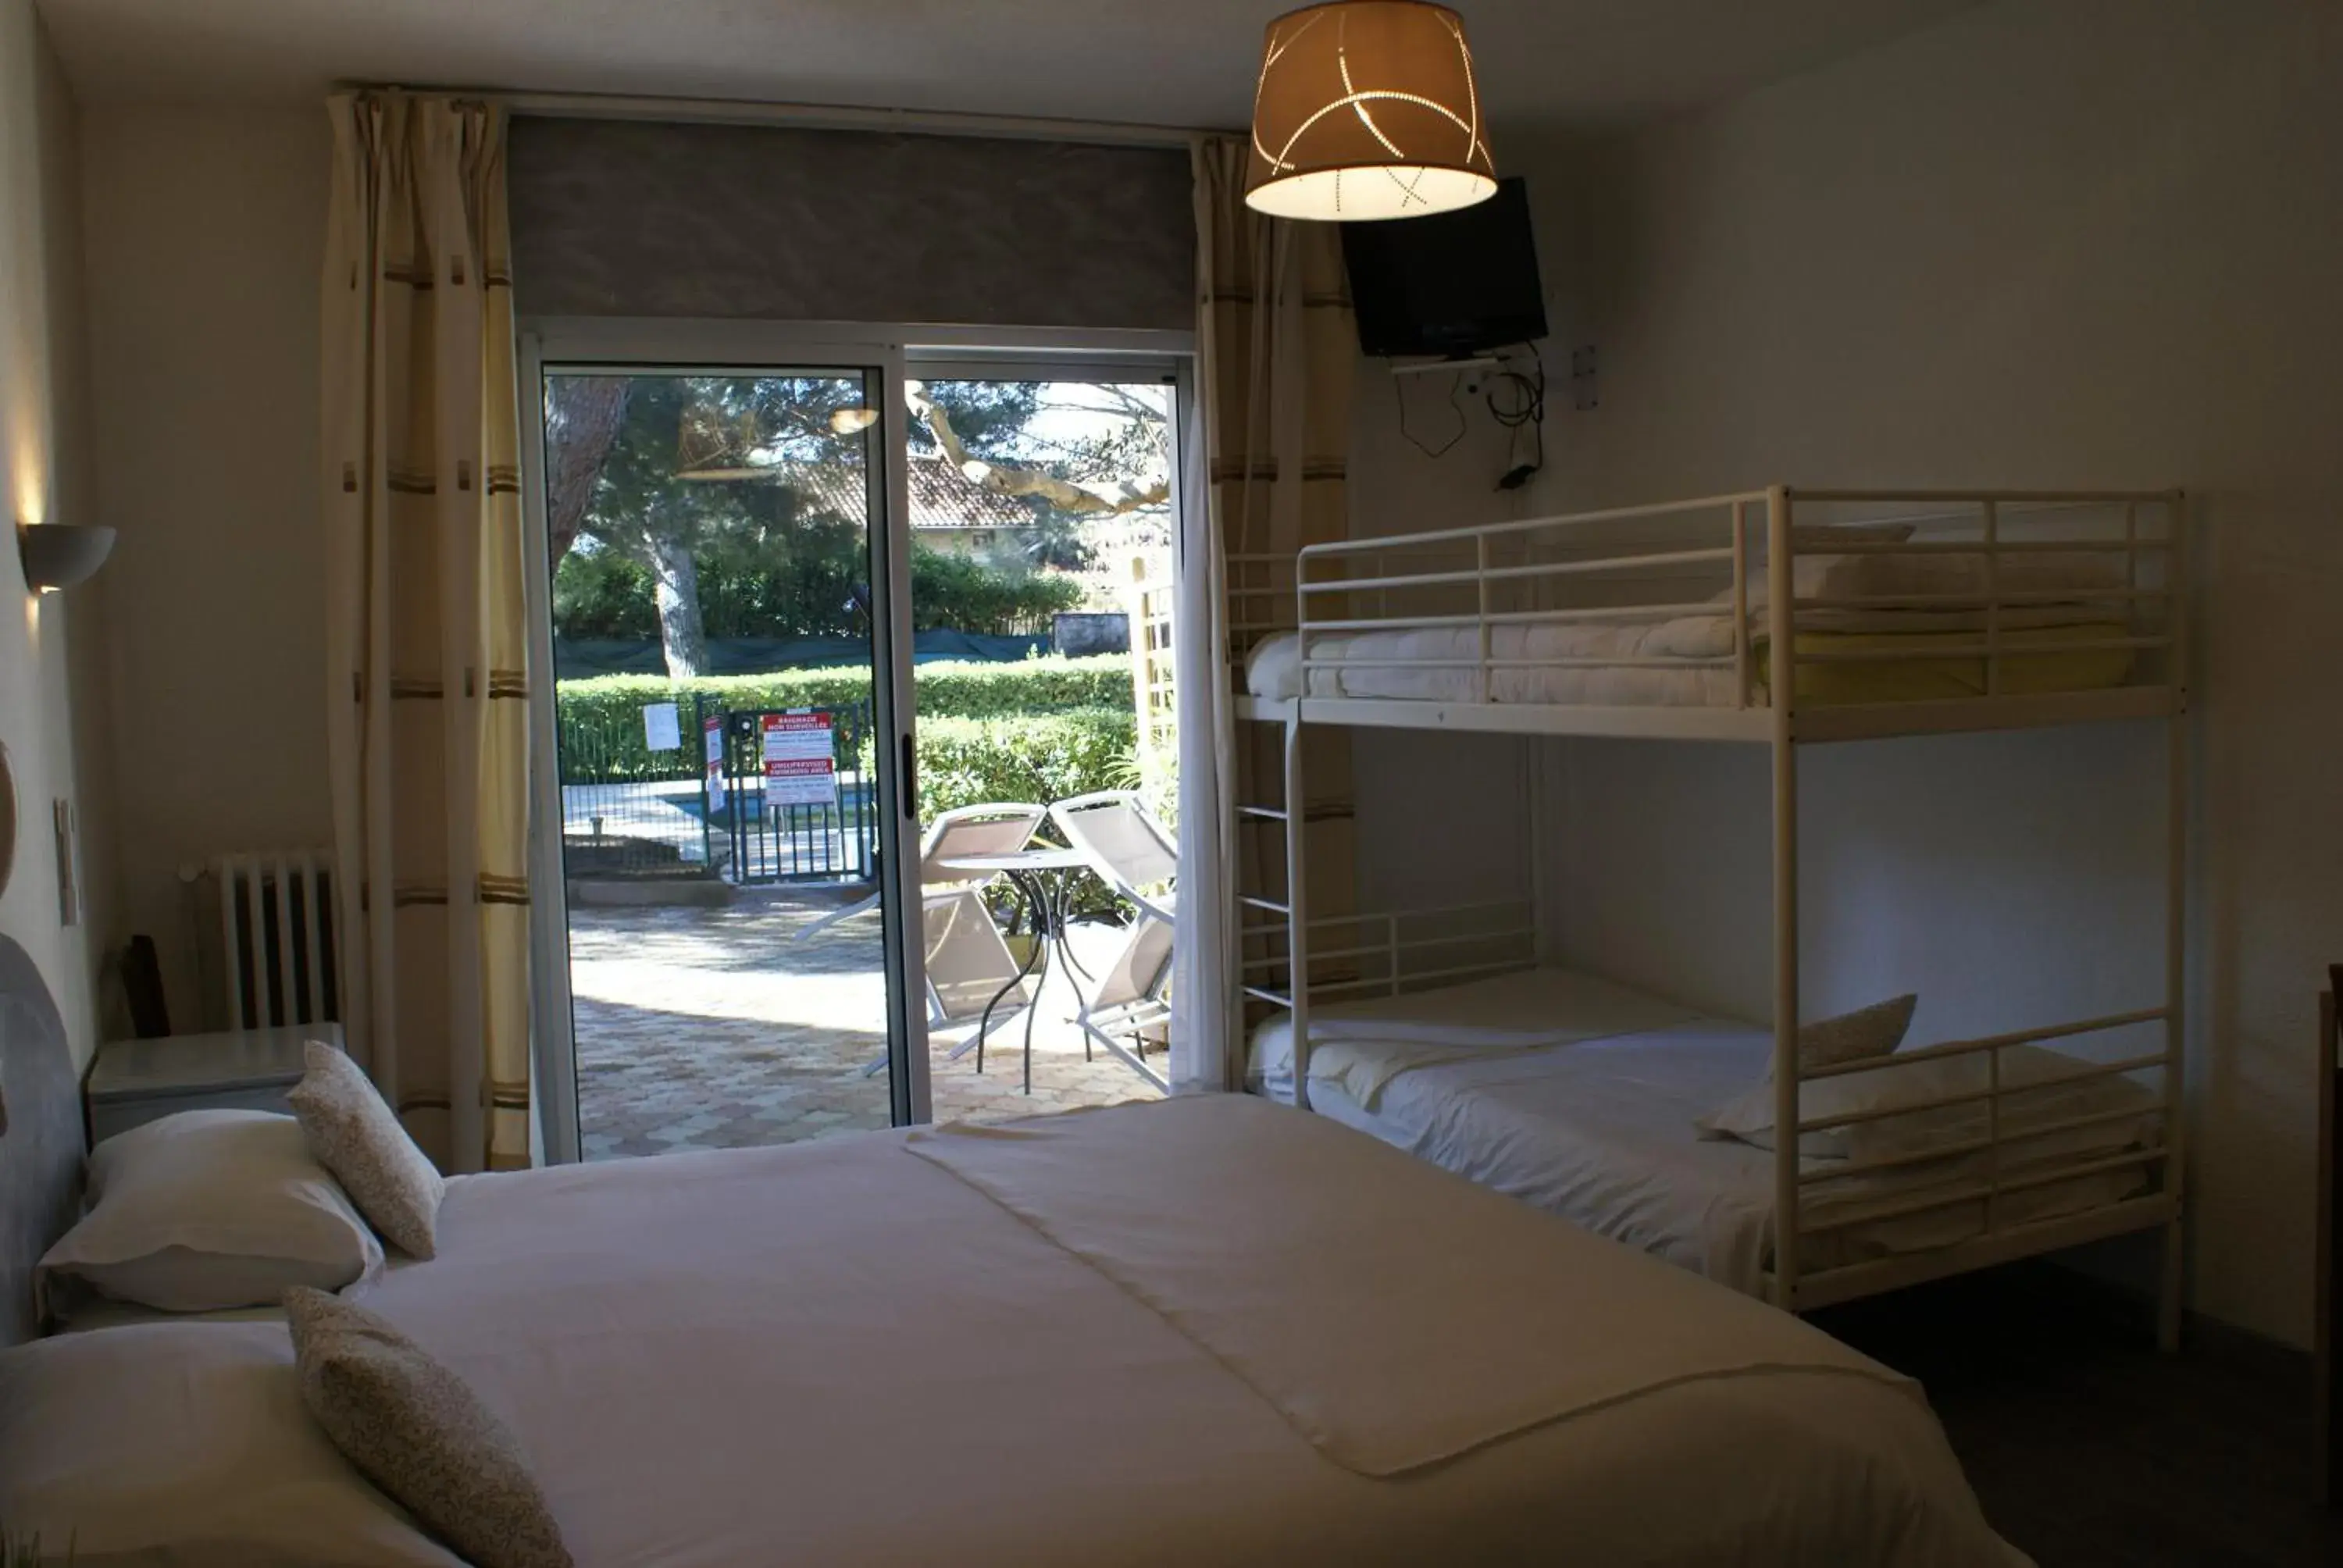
182,851 -> 338,1031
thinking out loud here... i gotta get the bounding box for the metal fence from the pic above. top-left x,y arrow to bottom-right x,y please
555,692 -> 877,887
557,695 -> 714,879
717,704 -> 879,885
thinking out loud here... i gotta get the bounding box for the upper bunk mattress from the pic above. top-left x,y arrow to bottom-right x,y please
1249,541 -> 2148,709
1246,586 -> 2146,707
1245,612 -> 2135,708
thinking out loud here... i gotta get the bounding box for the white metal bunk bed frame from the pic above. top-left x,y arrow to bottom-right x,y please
1232,484 -> 2191,1343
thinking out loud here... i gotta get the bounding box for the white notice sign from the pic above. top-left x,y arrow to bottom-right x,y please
642,701 -> 682,752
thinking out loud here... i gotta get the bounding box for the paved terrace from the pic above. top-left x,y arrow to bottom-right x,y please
569,891 -> 1161,1160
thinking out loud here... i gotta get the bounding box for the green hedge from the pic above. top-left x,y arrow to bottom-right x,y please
557,656 -> 1132,781
908,707 -> 1137,823
912,707 -> 1140,920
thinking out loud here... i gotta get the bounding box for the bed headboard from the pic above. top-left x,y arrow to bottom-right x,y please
0,935 -> 85,1345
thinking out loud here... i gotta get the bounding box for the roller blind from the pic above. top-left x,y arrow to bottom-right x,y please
508,117 -> 1195,331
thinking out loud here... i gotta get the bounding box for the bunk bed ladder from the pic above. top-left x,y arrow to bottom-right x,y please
1282,718 -> 1311,1110
1766,485 -> 1803,1317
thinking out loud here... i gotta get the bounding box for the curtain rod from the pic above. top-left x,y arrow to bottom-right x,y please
344,84 -> 1218,150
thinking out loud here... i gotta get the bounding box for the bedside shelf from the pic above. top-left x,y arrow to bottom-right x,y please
84,1023 -> 344,1145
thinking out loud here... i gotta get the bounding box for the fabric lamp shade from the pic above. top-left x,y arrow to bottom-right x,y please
1245,2 -> 1496,222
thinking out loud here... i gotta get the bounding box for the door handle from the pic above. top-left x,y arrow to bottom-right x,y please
900,733 -> 916,820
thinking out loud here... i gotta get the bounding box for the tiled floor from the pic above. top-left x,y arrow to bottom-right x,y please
569,891 -> 1161,1160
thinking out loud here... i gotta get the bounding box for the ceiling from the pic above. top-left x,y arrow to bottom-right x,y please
37,0 -> 1986,130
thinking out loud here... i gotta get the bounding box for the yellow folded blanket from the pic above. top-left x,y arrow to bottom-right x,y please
1762,621 -> 2134,706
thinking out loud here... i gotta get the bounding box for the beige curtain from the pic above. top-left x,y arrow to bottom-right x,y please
1172,136 -> 1358,1092
322,92 -> 533,1173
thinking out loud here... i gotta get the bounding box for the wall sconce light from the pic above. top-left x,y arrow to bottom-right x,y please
829,408 -> 879,436
1245,1 -> 1497,222
17,523 -> 117,593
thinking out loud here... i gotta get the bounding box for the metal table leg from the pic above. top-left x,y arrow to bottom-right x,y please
1019,869 -> 1056,1094
965,871 -> 1047,1081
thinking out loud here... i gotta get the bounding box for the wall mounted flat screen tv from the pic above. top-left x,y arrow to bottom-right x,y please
1342,176 -> 1547,358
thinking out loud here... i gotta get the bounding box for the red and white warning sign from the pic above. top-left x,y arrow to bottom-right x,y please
760,711 -> 839,810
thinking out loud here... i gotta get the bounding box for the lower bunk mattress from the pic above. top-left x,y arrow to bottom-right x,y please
1249,969 -> 2163,1297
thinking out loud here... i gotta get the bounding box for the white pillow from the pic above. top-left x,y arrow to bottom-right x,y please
0,1321 -> 465,1566
1785,1044 -> 2163,1171
1726,536 -> 2127,613
1695,995 -> 1917,1156
39,1109 -> 383,1315
1245,632 -> 1305,700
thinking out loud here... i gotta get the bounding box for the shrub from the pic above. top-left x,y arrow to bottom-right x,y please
904,550 -> 1083,635
556,657 -> 1133,782
908,707 -> 1137,822
910,707 -> 1142,921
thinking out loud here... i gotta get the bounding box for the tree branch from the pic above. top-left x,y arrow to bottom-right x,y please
908,386 -> 1168,516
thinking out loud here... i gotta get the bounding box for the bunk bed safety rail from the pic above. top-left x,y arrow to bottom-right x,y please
1272,488 -> 2184,729
1774,1003 -> 2180,1299
1236,900 -> 1538,1010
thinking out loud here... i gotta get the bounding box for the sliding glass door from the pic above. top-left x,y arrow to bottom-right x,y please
519,329 -> 1195,1164
523,349 -> 927,1161
900,357 -> 1182,1121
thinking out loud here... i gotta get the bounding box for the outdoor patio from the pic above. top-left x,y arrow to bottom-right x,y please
569,890 -> 1162,1160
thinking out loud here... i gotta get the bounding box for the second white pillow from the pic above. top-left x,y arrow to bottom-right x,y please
38,1110 -> 383,1314
1694,995 -> 1917,1157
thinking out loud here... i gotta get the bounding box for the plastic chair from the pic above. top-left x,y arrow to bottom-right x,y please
1047,791 -> 1177,1073
796,803 -> 1047,1074
797,801 -> 1045,943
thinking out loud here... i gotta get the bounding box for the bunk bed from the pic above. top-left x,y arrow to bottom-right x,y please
1232,486 -> 2191,1341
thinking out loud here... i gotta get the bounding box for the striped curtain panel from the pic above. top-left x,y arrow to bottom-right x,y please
1172,136 -> 1358,1092
321,92 -> 533,1172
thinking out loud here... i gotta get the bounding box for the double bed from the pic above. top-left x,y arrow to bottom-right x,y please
0,936 -> 2026,1566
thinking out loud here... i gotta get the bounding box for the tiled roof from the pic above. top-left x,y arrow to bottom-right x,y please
765,455 -> 1040,531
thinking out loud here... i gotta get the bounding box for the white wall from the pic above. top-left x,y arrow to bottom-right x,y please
1344,357 -> 1544,913
77,104 -> 331,1023
1500,0 -> 2343,1345
0,0 -> 116,1067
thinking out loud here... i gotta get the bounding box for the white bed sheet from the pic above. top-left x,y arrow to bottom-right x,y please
1248,966 -> 1699,1107
1254,1004 -> 2155,1296
49,1255 -> 426,1335
1243,598 -> 2128,706
318,1107 -> 2022,1567
1247,624 -> 1742,705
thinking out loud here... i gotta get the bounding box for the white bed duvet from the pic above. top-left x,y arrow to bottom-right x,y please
1247,619 -> 1746,705
383,1099 -> 2020,1566
5,1098 -> 2025,1566
1251,971 -> 2159,1295
1247,965 -> 1701,1105
1245,553 -> 2139,707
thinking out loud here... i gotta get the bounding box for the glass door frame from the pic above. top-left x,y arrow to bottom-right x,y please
517,320 -> 1196,1164
518,323 -> 933,1162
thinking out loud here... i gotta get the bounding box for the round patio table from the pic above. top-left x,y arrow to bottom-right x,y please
936,846 -> 1093,1095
